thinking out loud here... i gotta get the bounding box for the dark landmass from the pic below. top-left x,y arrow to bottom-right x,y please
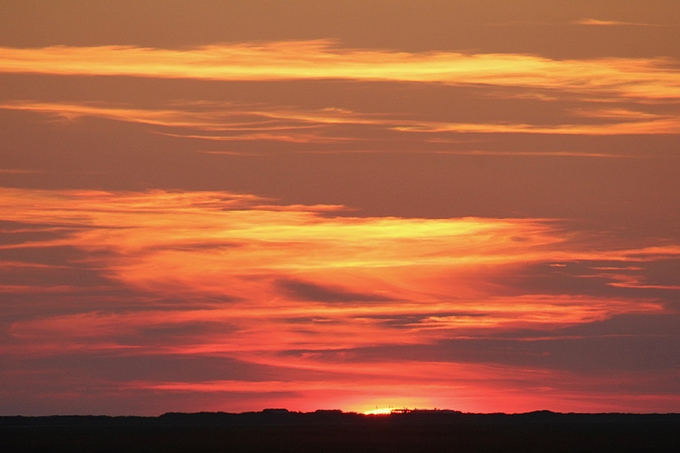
2,409 -> 679,452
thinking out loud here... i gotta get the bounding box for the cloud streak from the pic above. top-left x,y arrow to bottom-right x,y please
1,42 -> 679,102
3,101 -> 678,145
574,18 -> 666,27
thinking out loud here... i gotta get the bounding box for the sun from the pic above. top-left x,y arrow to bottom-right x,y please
352,397 -> 436,415
363,407 -> 394,415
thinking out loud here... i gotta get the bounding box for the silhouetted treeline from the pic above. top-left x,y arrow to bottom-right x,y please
2,409 -> 679,452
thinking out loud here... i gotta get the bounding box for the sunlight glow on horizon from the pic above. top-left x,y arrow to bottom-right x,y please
363,407 -> 395,415
1,188 -> 677,413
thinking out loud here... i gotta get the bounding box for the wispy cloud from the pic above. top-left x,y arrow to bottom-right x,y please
0,101 -> 382,143
1,42 -> 679,102
392,117 -> 680,135
3,100 -> 679,146
0,101 -> 369,131
574,18 -> 665,27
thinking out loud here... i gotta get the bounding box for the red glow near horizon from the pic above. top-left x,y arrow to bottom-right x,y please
1,189 -> 677,414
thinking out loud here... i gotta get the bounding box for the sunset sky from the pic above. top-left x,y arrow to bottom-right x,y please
1,0 -> 679,415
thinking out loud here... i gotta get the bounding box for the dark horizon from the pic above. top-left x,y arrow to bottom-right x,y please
4,407 -> 680,418
3,409 -> 679,453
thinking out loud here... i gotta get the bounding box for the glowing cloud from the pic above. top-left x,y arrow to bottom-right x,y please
574,18 -> 664,27
1,43 -> 679,102
3,101 -> 679,142
1,188 -> 676,415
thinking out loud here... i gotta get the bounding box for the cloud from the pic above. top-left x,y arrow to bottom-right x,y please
392,117 -> 680,135
1,188 -> 678,413
3,100 -> 679,146
0,101 -> 378,134
278,278 -> 395,303
1,42 -> 679,102
0,101 -> 395,145
574,18 -> 665,27
2,188 -> 674,330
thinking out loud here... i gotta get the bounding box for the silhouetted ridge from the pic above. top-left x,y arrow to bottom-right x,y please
2,410 -> 680,452
3,410 -> 680,427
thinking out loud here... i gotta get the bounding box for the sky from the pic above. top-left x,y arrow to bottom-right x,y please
0,0 -> 679,415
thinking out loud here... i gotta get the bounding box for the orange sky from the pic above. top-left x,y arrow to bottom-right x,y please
0,1 -> 679,415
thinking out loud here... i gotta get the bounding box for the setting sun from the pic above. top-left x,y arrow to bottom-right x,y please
364,408 -> 395,415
